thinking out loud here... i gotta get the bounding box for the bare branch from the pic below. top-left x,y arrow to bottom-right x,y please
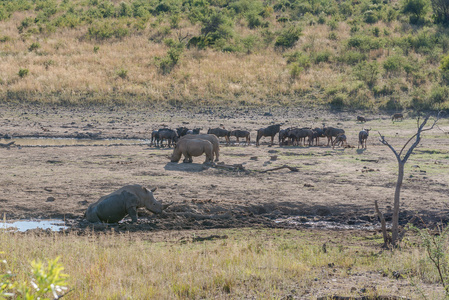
377,131 -> 400,161
403,113 -> 441,162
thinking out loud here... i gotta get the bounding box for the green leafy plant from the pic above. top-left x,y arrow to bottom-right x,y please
0,257 -> 69,300
414,225 -> 449,296
28,42 -> 40,52
18,69 -> 29,78
275,25 -> 302,49
117,68 -> 128,79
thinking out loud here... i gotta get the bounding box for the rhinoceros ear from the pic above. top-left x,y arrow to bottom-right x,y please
151,187 -> 157,193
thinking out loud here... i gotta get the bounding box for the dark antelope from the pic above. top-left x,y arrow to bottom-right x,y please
358,128 -> 371,149
256,124 -> 281,146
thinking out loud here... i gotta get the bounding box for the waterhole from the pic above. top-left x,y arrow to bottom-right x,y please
1,220 -> 68,232
1,137 -> 148,147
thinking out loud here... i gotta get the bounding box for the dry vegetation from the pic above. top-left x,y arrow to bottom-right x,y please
0,0 -> 448,109
0,228 -> 447,299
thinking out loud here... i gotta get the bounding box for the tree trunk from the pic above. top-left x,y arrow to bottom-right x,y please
392,162 -> 405,245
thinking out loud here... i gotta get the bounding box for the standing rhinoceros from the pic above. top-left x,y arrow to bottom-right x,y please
170,138 -> 213,164
85,184 -> 172,223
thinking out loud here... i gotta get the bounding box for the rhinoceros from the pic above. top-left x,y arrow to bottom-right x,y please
179,134 -> 220,161
85,184 -> 172,223
170,138 -> 213,163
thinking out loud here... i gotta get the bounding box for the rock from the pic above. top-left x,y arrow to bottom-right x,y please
46,197 -> 55,202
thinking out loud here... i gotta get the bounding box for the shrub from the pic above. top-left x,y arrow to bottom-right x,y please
284,51 -> 311,68
383,55 -> 403,75
246,12 -> 262,29
314,50 -> 332,64
18,68 -> 29,78
0,257 -> 68,299
156,39 -> 185,74
87,22 -> 129,40
28,42 -> 40,52
429,85 -> 449,104
402,0 -> 430,24
337,50 -> 367,65
363,10 -> 378,23
275,25 -> 302,49
329,93 -> 346,108
440,54 -> 449,84
353,61 -> 379,88
431,0 -> 449,25
117,68 -> 128,79
289,63 -> 303,79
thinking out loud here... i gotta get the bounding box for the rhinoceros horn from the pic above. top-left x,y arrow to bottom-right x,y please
162,202 -> 173,210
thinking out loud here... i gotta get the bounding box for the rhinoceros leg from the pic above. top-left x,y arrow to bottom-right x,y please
127,207 -> 138,223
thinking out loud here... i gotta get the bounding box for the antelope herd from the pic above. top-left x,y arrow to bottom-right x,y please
151,113 -> 405,151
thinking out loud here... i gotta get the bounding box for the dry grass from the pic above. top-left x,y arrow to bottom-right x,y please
0,1 -> 445,109
0,227 -> 446,299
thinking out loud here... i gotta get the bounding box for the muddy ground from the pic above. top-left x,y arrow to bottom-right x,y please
1,104 -> 448,234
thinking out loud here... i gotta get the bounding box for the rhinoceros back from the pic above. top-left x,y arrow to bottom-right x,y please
92,190 -> 138,223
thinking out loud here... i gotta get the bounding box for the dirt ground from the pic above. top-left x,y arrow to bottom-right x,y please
1,104 -> 448,230
1,104 -> 449,298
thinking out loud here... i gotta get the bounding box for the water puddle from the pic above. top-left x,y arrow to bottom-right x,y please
1,219 -> 68,232
275,217 -> 384,231
1,137 -> 148,147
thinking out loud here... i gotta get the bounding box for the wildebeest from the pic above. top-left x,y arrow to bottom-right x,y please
358,128 -> 371,149
170,138 -> 213,164
150,130 -> 160,146
324,127 -> 345,146
279,128 -> 291,146
176,127 -> 190,137
256,124 -> 281,146
207,127 -> 230,144
230,130 -> 251,145
158,128 -> 178,147
357,116 -> 367,123
392,113 -> 404,122
186,128 -> 201,135
288,128 -> 314,146
179,134 -> 220,161
332,134 -> 347,149
85,185 -> 172,223
312,127 -> 326,146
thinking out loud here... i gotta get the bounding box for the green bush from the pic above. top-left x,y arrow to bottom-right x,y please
18,68 -> 29,78
329,93 -> 346,108
284,51 -> 311,68
289,63 -> 303,79
87,22 -> 129,40
0,257 -> 68,299
274,25 -> 302,49
430,85 -> 449,104
353,61 -> 379,88
28,42 -> 40,52
401,0 -> 430,24
363,10 -> 378,23
156,39 -> 185,74
337,50 -> 367,65
314,50 -> 332,64
383,55 -> 403,75
117,68 -> 128,79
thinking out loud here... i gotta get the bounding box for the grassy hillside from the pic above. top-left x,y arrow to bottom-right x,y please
0,0 -> 449,110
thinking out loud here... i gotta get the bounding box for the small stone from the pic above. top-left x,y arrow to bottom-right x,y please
46,197 -> 55,202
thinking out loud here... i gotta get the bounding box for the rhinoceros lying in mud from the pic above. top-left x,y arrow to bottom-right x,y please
170,138 -> 213,163
85,184 -> 172,223
179,134 -> 220,161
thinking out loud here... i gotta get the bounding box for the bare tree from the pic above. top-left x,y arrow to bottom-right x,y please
377,113 -> 441,246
